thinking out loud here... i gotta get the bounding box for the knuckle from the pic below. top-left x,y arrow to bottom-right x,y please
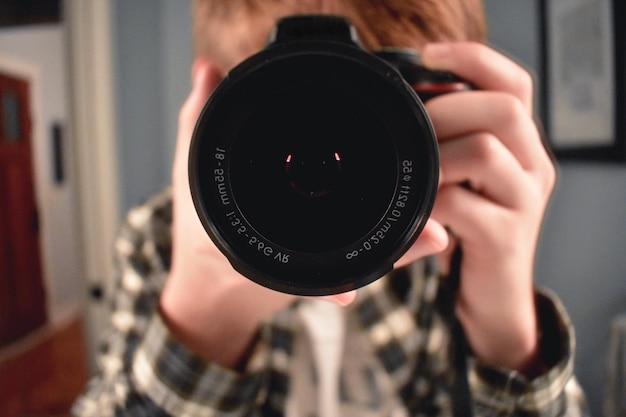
468,133 -> 500,166
516,69 -> 534,95
488,92 -> 530,137
539,156 -> 557,194
495,92 -> 526,123
470,42 -> 492,66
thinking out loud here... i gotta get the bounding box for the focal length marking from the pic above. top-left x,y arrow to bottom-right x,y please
214,148 -> 230,205
214,147 -> 290,264
345,159 -> 415,261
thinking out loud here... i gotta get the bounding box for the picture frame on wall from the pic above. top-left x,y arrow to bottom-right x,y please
539,0 -> 626,161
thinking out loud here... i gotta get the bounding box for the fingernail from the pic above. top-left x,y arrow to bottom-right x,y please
336,291 -> 357,306
422,43 -> 452,68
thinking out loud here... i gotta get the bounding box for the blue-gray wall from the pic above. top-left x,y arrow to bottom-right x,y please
111,0 -> 192,211
112,1 -> 626,414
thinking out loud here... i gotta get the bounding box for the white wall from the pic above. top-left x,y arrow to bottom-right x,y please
0,24 -> 83,323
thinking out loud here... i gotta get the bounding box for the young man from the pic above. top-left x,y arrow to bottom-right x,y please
73,1 -> 588,416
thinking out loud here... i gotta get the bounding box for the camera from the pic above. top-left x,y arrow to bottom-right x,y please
189,15 -> 469,295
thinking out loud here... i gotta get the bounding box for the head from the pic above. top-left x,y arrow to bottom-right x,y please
192,0 -> 486,72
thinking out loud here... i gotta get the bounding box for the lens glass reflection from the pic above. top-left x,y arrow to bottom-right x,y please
231,83 -> 397,252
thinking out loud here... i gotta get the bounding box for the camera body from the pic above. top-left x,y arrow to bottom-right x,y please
189,16 -> 469,295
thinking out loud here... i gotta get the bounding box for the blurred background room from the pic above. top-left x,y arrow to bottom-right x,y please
0,0 -> 624,416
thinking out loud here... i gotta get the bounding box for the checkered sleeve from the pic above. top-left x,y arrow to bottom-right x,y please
468,287 -> 590,417
71,189 -> 295,417
355,262 -> 589,417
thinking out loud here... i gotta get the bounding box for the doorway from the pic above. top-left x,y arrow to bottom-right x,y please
0,72 -> 47,347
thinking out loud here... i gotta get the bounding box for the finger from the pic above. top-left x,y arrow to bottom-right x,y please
173,59 -> 223,187
176,59 -> 223,153
394,219 -> 449,268
432,185 -> 511,252
426,91 -> 549,174
421,42 -> 534,113
320,290 -> 358,307
438,132 -> 529,208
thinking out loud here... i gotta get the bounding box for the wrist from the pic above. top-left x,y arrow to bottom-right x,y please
456,289 -> 540,375
160,268 -> 293,368
159,276 -> 245,367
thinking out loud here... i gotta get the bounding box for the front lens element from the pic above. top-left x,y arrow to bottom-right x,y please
231,83 -> 396,253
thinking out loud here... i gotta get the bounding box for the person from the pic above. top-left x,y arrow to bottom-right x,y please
72,1 -> 589,416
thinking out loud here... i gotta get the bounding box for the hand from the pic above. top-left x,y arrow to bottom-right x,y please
418,42 -> 556,373
161,59 -> 297,367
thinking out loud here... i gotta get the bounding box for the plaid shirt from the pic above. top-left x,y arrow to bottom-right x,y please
72,189 -> 588,417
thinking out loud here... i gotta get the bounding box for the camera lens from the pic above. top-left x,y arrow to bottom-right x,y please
190,47 -> 438,295
230,82 -> 396,253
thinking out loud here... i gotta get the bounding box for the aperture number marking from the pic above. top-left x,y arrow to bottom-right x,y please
345,159 -> 415,261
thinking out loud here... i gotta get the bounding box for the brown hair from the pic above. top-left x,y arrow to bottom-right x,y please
192,0 -> 486,70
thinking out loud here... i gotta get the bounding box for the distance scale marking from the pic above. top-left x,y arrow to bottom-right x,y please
344,159 -> 415,261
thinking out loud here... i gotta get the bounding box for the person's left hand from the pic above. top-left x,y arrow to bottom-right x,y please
407,42 -> 556,374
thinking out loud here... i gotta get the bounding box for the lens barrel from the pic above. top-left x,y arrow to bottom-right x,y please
189,16 -> 440,295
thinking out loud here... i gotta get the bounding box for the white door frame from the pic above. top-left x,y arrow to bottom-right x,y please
65,0 -> 121,366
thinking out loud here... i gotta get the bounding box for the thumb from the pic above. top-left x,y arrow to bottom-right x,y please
174,59 -> 223,187
395,219 -> 449,269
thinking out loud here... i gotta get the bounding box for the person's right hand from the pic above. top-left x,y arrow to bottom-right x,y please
160,59 -> 299,367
